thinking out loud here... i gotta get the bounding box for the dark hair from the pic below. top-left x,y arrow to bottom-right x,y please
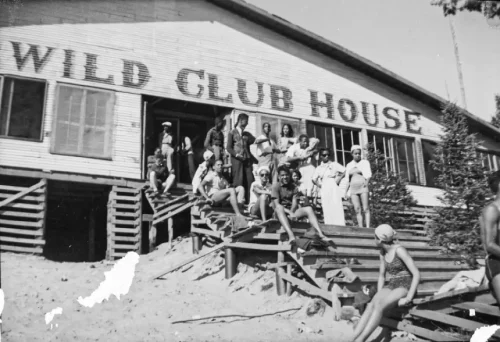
236,113 -> 249,127
280,124 -> 294,138
319,147 -> 331,155
488,170 -> 500,193
292,169 -> 302,180
262,122 -> 271,130
298,134 -> 309,142
277,165 -> 290,175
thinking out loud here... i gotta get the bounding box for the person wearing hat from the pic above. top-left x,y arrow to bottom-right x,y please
226,113 -> 257,203
204,116 -> 225,161
312,147 -> 346,225
192,150 -> 216,195
345,145 -> 372,228
248,165 -> 274,221
351,224 -> 420,342
159,121 -> 175,172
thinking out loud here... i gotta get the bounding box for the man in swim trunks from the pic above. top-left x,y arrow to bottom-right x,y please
480,170 -> 500,303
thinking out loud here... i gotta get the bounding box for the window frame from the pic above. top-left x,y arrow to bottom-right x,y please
367,131 -> 420,185
255,112 -> 301,144
0,74 -> 48,142
306,121 -> 361,167
50,82 -> 115,160
478,149 -> 500,172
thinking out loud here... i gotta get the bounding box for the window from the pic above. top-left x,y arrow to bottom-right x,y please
0,76 -> 46,141
51,84 -> 115,159
479,150 -> 500,172
367,132 -> 419,184
422,140 -> 442,187
255,113 -> 301,145
307,122 -> 360,166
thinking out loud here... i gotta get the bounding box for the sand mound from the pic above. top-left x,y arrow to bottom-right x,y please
0,236 -> 409,341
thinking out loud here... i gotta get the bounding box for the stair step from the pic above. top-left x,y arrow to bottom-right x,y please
451,302 -> 500,318
311,262 -> 469,271
302,250 -> 458,260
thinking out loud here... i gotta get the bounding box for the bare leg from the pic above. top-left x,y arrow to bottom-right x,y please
274,205 -> 295,240
351,301 -> 376,339
150,172 -> 159,192
354,287 -> 408,342
259,194 -> 271,222
167,218 -> 174,250
235,186 -> 245,205
211,188 -> 243,216
351,194 -> 363,228
361,192 -> 370,228
295,206 -> 322,235
161,174 -> 176,194
490,274 -> 500,306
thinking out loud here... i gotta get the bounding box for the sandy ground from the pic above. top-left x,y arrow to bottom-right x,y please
0,237 -> 416,342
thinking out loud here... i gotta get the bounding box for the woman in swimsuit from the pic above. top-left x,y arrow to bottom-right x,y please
350,224 -> 420,342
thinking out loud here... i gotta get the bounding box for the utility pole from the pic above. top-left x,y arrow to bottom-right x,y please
449,16 -> 468,109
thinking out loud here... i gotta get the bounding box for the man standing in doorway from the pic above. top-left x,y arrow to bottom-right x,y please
159,121 -> 175,171
481,170 -> 500,304
226,113 -> 256,203
204,116 -> 225,161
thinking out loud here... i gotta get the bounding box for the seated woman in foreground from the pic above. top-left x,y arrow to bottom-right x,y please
271,165 -> 330,243
248,166 -> 274,222
350,224 -> 420,342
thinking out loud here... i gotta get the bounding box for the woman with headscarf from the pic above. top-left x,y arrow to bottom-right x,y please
312,147 -> 346,225
226,113 -> 256,202
350,224 -> 420,342
254,122 -> 280,181
345,145 -> 372,228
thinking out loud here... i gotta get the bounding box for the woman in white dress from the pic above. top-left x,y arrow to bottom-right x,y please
312,147 -> 346,225
345,145 -> 372,228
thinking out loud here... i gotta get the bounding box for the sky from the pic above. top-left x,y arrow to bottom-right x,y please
247,0 -> 500,123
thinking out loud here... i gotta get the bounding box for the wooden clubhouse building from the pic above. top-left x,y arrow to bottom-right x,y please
0,0 -> 499,263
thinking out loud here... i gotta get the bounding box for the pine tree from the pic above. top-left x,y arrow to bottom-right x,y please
492,95 -> 500,129
364,143 -> 417,230
429,103 -> 490,258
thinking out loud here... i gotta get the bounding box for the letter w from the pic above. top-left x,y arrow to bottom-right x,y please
11,42 -> 54,72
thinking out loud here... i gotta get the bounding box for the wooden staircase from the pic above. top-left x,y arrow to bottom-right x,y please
0,179 -> 47,254
144,184 -> 197,251
189,201 -> 469,300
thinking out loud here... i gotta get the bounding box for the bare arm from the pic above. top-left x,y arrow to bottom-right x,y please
377,254 -> 386,292
397,246 -> 420,302
204,129 -> 212,150
484,205 -> 500,258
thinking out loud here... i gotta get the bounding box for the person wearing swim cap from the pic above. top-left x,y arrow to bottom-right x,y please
192,150 -> 215,195
345,145 -> 372,228
351,224 -> 420,342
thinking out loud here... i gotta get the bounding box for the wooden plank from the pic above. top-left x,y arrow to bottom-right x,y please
0,236 -> 45,245
142,214 -> 153,222
279,270 -> 332,302
150,243 -> 225,281
311,262 -> 469,271
302,250 -> 460,260
110,227 -> 141,234
111,203 -> 140,210
380,318 -> 463,342
0,184 -> 45,193
452,302 -> 500,318
110,194 -> 141,202
111,218 -> 141,226
152,201 -> 195,225
413,284 -> 489,305
0,244 -> 43,253
114,187 -> 140,194
111,235 -> 140,242
154,194 -> 189,212
0,219 -> 43,228
0,193 -> 44,202
111,242 -> 140,250
0,210 -> 44,219
0,227 -> 43,236
112,211 -> 140,218
1,202 -> 44,210
191,227 -> 222,239
225,242 -> 291,252
153,199 -> 190,220
0,180 -> 45,209
409,309 -> 500,336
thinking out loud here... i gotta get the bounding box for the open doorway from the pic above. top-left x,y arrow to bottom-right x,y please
142,96 -> 233,184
